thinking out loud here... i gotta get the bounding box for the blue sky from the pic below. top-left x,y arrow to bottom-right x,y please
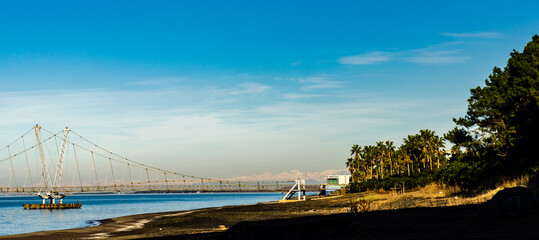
0,1 -> 538,181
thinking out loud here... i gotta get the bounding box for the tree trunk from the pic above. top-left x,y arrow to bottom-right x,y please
389,159 -> 392,176
380,158 -> 384,179
389,155 -> 392,176
370,162 -> 373,180
437,151 -> 440,169
407,162 -> 410,176
429,155 -> 432,171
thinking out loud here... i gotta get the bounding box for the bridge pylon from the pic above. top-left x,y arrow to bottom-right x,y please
33,125 -> 71,205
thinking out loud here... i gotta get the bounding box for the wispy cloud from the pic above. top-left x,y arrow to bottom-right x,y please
290,61 -> 302,66
338,51 -> 391,65
0,82 -> 461,179
339,44 -> 470,66
282,93 -> 324,100
231,82 -> 272,95
128,77 -> 187,86
406,50 -> 470,65
294,77 -> 344,92
441,32 -> 501,39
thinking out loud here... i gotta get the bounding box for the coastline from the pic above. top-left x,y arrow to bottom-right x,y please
1,196 -> 345,240
2,188 -> 538,240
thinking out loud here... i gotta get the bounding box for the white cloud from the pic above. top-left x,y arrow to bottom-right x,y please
128,77 -> 188,86
338,51 -> 391,65
297,77 -> 344,91
0,83 -> 461,180
339,44 -> 470,66
283,77 -> 344,92
406,50 -> 470,65
231,82 -> 271,95
226,169 -> 349,182
282,93 -> 322,100
441,32 -> 501,39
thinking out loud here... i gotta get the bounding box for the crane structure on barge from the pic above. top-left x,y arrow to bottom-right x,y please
0,125 -> 324,210
34,125 -> 72,205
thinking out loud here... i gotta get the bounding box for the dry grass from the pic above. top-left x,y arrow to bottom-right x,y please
348,198 -> 376,213
340,176 -> 531,212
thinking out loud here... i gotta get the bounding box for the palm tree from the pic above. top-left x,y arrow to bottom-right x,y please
419,129 -> 435,171
363,145 -> 376,180
356,154 -> 368,182
385,140 -> 395,176
404,152 -> 411,176
393,148 -> 403,175
349,144 -> 361,182
351,144 -> 361,161
403,134 -> 421,174
432,135 -> 445,168
346,157 -> 355,179
376,141 -> 386,179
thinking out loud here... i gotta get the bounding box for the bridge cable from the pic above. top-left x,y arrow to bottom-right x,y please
71,169 -> 76,188
0,128 -> 34,153
138,167 -> 143,188
164,172 -> 169,192
145,168 -> 150,191
182,176 -> 186,191
0,130 -> 61,164
67,130 -> 277,183
109,157 -> 117,191
52,133 -> 60,186
43,128 -> 295,185
21,136 -> 34,188
91,151 -> 100,191
104,157 -> 110,187
8,145 -> 17,188
201,178 -> 204,192
127,163 -> 134,192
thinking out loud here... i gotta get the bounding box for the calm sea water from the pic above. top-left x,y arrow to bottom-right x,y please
0,192 -> 284,236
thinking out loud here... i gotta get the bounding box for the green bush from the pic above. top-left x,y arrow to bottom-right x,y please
348,175 -> 434,193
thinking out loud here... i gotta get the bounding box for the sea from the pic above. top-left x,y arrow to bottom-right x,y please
0,192 -> 285,236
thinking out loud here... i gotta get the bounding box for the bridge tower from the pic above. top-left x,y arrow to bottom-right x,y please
34,125 -> 71,204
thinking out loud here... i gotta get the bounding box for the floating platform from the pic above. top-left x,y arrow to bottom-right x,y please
23,203 -> 82,210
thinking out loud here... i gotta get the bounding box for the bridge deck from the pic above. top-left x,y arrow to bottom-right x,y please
0,184 -> 323,193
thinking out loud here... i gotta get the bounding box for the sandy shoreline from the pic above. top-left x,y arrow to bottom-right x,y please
0,206 -> 220,240
0,195 -> 351,240
2,189 -> 538,240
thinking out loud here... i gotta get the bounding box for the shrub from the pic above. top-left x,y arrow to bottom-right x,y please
348,175 -> 434,193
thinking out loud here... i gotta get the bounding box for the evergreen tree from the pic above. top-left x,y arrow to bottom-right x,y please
453,35 -> 539,177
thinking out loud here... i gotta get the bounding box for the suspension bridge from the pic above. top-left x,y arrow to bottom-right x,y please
0,126 -> 321,207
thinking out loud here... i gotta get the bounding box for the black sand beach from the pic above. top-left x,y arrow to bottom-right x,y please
3,188 -> 538,240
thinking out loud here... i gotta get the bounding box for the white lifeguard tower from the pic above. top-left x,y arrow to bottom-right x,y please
324,175 -> 351,193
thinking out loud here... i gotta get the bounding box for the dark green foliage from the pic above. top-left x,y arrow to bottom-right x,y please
435,160 -> 484,191
348,175 -> 433,193
437,35 -> 539,191
447,35 -> 539,187
346,35 -> 539,193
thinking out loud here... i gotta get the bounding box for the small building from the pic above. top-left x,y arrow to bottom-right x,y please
326,175 -> 351,185
324,175 -> 351,193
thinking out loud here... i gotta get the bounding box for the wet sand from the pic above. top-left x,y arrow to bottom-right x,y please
1,197 -> 345,240
2,192 -> 538,240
